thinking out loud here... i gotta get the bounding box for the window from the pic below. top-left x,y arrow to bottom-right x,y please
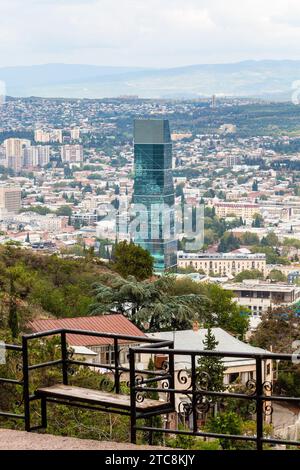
229,373 -> 239,384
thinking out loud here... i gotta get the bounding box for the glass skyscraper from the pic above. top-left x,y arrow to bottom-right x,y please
133,119 -> 177,272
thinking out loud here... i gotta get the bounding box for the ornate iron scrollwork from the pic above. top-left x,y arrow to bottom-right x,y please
178,397 -> 193,416
195,393 -> 211,414
262,381 -> 273,394
136,392 -> 145,404
67,365 -> 76,376
245,379 -> 257,396
195,371 -> 210,391
67,348 -> 74,360
99,372 -> 116,393
263,402 -> 273,416
177,369 -> 192,389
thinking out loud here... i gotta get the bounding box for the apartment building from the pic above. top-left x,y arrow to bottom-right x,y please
177,251 -> 267,277
61,144 -> 83,164
23,145 -> 50,168
223,279 -> 300,317
213,202 -> 260,220
35,129 -> 63,144
4,138 -> 31,172
0,186 -> 22,213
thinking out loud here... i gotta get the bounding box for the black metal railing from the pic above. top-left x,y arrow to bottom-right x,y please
1,329 -> 300,451
21,329 -> 173,431
130,345 -> 300,451
0,343 -> 25,422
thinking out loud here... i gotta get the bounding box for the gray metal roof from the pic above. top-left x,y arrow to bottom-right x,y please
147,327 -> 270,369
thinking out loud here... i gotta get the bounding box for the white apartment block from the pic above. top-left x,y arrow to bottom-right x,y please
70,128 -> 80,140
223,279 -> 300,317
177,251 -> 267,277
0,186 -> 22,213
61,144 -> 83,164
213,202 -> 260,220
23,145 -> 50,168
35,129 -> 63,144
4,138 -> 31,172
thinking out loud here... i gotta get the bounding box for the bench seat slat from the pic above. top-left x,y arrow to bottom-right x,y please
35,384 -> 166,412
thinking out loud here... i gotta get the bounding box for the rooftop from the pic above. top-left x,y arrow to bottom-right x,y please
177,250 -> 266,260
148,327 -> 269,368
28,314 -> 146,346
223,280 -> 300,293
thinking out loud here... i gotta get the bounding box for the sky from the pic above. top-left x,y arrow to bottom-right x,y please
2,0 -> 300,68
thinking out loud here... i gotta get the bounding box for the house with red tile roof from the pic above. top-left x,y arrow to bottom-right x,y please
28,314 -> 146,367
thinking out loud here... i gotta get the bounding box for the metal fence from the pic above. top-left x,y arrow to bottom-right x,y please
1,329 -> 300,451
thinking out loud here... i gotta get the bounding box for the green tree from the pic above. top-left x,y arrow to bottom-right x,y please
267,269 -> 287,282
234,269 -> 264,282
261,232 -> 279,247
218,233 -> 240,253
240,232 -> 260,245
196,328 -> 225,396
56,205 -> 73,217
170,279 -> 249,338
252,213 -> 264,228
113,241 -> 153,281
90,274 -> 206,331
205,411 -> 243,450
145,358 -> 162,445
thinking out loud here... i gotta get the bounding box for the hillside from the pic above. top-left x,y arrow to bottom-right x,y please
1,60 -> 300,99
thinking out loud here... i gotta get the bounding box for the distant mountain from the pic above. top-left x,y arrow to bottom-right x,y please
0,60 -> 300,100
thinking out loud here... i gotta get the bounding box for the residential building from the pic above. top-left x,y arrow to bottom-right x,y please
35,129 -> 63,144
61,144 -> 83,164
223,279 -> 300,317
148,326 -> 273,388
4,138 -> 30,172
28,314 -> 146,368
23,145 -> 50,168
133,119 -> 177,272
213,202 -> 260,220
70,128 -> 81,140
0,186 -> 22,213
177,251 -> 267,277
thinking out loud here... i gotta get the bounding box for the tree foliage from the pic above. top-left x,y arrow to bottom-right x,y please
90,274 -> 207,331
112,241 -> 153,281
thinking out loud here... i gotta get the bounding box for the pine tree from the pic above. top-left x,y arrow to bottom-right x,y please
196,328 -> 225,394
145,357 -> 162,445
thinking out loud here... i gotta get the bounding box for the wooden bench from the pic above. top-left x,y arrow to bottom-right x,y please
35,384 -> 169,414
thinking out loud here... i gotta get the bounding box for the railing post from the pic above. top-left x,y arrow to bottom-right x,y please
256,357 -> 264,451
169,343 -> 175,411
129,348 -> 137,444
191,354 -> 197,434
114,338 -> 120,394
61,331 -> 68,385
22,336 -> 30,432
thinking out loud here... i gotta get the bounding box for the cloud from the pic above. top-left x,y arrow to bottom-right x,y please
0,0 -> 300,67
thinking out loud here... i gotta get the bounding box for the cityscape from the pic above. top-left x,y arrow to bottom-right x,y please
1,0 -> 300,459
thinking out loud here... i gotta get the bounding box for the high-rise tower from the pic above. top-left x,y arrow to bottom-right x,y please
133,119 -> 177,272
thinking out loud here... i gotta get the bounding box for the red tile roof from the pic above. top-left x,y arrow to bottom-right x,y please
28,314 -> 146,346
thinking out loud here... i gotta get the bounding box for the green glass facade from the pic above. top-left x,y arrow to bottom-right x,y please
133,119 -> 177,272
